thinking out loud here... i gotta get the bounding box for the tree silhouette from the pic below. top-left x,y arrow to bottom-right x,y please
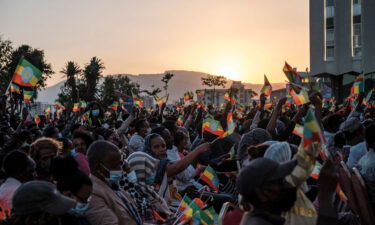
161,72 -> 174,96
61,61 -> 80,103
201,74 -> 227,105
82,57 -> 104,101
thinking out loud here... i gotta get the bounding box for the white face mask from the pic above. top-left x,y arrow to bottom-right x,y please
127,171 -> 138,183
146,127 -> 152,135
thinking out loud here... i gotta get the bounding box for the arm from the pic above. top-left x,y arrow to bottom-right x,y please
117,114 -> 134,134
166,142 -> 211,177
266,97 -> 287,136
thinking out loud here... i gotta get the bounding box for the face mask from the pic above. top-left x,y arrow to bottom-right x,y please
105,170 -> 123,185
127,171 -> 138,184
102,123 -> 109,128
146,174 -> 155,185
146,127 -> 152,135
70,149 -> 77,157
57,133 -> 63,138
69,202 -> 89,215
92,109 -> 100,117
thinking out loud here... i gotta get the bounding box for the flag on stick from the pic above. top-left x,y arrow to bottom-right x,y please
199,165 -> 220,191
350,74 -> 364,96
303,109 -> 325,150
12,58 -> 42,87
260,75 -> 272,97
202,115 -> 225,137
23,90 -> 34,103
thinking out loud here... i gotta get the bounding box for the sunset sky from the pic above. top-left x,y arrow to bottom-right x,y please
0,0 -> 309,86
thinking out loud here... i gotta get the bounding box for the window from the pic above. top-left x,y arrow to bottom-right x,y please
352,0 -> 362,57
325,0 -> 335,60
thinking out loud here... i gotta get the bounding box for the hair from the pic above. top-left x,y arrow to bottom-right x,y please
247,144 -> 269,161
135,119 -> 147,133
151,126 -> 167,136
257,119 -> 270,130
87,140 -> 119,172
73,130 -> 94,146
30,138 -> 62,162
162,120 -> 177,134
50,156 -> 92,194
93,127 -> 114,140
43,125 -> 58,138
174,131 -> 187,147
3,151 -> 31,177
88,102 -> 104,118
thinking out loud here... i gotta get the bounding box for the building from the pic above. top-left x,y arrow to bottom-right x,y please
310,0 -> 375,102
270,88 -> 287,100
196,81 -> 256,106
141,96 -> 154,108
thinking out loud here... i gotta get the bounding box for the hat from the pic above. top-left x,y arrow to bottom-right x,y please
12,181 -> 75,216
339,117 -> 362,133
236,158 -> 297,198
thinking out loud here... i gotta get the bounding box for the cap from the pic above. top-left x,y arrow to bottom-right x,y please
339,117 -> 362,133
12,181 -> 75,216
236,158 -> 297,198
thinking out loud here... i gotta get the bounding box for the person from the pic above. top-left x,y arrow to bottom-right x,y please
72,130 -> 94,155
50,156 -> 93,224
6,181 -> 76,225
86,140 -> 142,225
86,102 -> 104,128
237,157 -> 342,225
357,122 -> 375,212
0,151 -> 36,219
128,120 -> 149,154
238,128 -> 272,165
342,117 -> 367,168
30,137 -> 61,181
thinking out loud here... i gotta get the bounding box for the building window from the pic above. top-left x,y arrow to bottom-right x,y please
352,0 -> 362,57
325,0 -> 335,60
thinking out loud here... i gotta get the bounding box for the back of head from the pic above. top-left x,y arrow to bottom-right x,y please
87,140 -> 119,172
73,130 -> 94,146
30,138 -> 61,162
264,142 -> 292,163
3,151 -> 31,178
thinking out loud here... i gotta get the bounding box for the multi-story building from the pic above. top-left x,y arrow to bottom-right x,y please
310,0 -> 375,102
196,81 -> 256,106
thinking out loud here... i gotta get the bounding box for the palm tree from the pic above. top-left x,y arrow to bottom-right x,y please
82,57 -> 105,101
61,61 -> 81,102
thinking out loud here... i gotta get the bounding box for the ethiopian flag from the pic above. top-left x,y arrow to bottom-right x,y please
12,58 -> 42,87
73,103 -> 80,112
200,165 -> 220,191
154,95 -> 168,107
303,109 -> 325,149
55,101 -> 66,110
293,123 -> 303,137
10,83 -> 21,94
132,93 -> 143,108
177,195 -> 192,213
222,112 -> 235,138
23,90 -> 34,103
283,62 -> 302,91
196,90 -> 205,98
177,115 -> 184,126
261,74 -> 272,97
34,114 -> 41,124
290,88 -> 310,106
202,115 -> 225,137
110,101 -> 118,111
350,74 -> 364,96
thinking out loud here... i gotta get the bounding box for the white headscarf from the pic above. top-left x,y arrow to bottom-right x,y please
264,142 -> 292,163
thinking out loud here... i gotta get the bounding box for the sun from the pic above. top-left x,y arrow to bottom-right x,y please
215,64 -> 241,81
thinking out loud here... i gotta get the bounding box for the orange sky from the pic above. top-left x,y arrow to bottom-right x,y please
0,0 -> 309,86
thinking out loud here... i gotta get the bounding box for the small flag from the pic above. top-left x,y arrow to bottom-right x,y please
303,109 -> 325,150
283,62 -> 303,91
249,90 -> 258,98
310,161 -> 322,179
132,93 -> 143,108
336,185 -> 348,202
118,98 -> 124,104
12,58 -> 42,87
55,101 -> 66,110
23,90 -> 34,103
57,108 -> 63,114
202,207 -> 219,225
109,101 -> 118,111
264,103 -> 272,109
224,91 -> 231,102
260,74 -> 272,97
82,110 -> 90,121
202,115 -> 225,137
196,90 -> 205,98
34,114 -> 41,124
177,115 -> 184,126
10,83 -> 21,94
73,103 -> 80,112
350,74 -> 364,96
222,112 -> 235,137
154,95 -> 168,107
293,124 -> 304,137
200,165 -> 220,191
290,87 -> 310,106
44,107 -> 51,115
177,195 -> 193,213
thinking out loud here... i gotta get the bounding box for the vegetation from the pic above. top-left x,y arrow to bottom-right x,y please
201,74 -> 227,105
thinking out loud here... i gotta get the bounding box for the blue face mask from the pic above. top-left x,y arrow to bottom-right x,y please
70,149 -> 77,157
106,170 -> 123,184
92,109 -> 100,117
69,202 -> 89,215
146,174 -> 155,185
57,133 -> 63,138
127,171 -> 137,184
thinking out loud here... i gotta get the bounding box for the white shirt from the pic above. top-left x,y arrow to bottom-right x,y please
167,146 -> 203,192
0,177 -> 21,218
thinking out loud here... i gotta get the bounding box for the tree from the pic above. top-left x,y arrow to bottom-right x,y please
61,61 -> 81,103
99,75 -> 140,107
201,75 -> 227,105
141,84 -> 162,97
82,57 -> 105,101
161,72 -> 174,96
0,40 -> 53,96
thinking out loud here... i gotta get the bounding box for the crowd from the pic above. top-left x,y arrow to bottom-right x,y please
0,89 -> 374,225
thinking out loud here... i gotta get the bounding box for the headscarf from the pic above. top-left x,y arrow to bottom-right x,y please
143,133 -> 162,157
264,142 -> 292,163
238,128 -> 271,163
